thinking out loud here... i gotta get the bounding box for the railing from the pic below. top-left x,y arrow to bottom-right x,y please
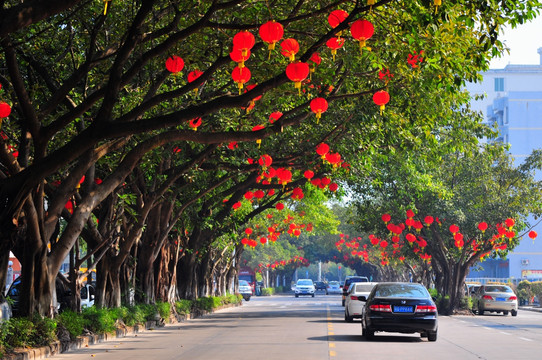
466,277 -> 542,285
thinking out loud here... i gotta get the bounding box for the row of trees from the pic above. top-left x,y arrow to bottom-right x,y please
1,0 -> 540,317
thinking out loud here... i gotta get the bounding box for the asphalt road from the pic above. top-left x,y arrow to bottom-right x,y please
47,292 -> 542,359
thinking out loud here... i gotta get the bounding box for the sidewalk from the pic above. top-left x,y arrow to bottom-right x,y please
519,305 -> 542,312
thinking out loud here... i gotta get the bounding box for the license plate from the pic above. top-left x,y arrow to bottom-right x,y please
496,297 -> 506,301
393,306 -> 413,313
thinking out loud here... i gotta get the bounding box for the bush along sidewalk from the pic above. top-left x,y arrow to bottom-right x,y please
0,294 -> 242,359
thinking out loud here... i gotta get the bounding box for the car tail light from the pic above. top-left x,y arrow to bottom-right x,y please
350,296 -> 358,300
482,295 -> 493,300
415,305 -> 437,313
509,296 -> 517,300
369,304 -> 392,312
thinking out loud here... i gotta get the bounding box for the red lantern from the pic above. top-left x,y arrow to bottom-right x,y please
310,97 -> 328,123
329,182 -> 338,192
233,31 -> 255,57
328,9 -> 349,29
286,61 -> 309,94
244,191 -> 254,201
230,48 -> 251,68
187,69 -> 203,84
252,124 -> 265,147
449,224 -> 459,234
259,20 -> 284,53
0,102 -> 12,118
505,218 -> 515,228
254,190 -> 265,199
424,216 -> 434,226
478,222 -> 488,233
350,19 -> 374,53
382,214 -> 391,224
232,66 -> 251,94
304,170 -> 314,179
258,154 -> 273,168
326,37 -> 345,61
308,52 -> 322,78
165,55 -> 184,74
269,111 -> 283,124
316,143 -> 330,159
280,38 -> 300,62
189,117 -> 202,130
529,231 -> 538,240
373,90 -> 390,115
276,202 -> 285,210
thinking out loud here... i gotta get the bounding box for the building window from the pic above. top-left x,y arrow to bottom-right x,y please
503,107 -> 508,124
494,77 -> 504,92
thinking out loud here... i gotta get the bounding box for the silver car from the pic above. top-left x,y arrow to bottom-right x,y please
239,280 -> 252,301
472,284 -> 518,316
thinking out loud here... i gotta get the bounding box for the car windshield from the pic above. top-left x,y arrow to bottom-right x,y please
374,284 -> 429,298
297,280 -> 313,286
239,280 -> 250,286
485,285 -> 513,293
355,284 -> 375,292
329,281 -> 339,286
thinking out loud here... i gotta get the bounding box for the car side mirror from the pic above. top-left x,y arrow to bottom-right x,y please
358,295 -> 367,302
90,294 -> 95,301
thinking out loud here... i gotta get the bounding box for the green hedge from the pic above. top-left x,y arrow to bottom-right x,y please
0,294 -> 241,356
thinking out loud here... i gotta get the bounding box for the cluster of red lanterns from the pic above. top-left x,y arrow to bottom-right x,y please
0,84 -> 11,129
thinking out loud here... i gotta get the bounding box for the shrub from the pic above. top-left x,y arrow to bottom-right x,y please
156,302 -> 171,321
262,287 -> 275,296
31,315 -> 57,347
175,299 -> 193,315
82,307 -> 117,334
57,310 -> 85,339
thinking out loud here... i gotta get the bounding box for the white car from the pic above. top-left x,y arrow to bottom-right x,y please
295,279 -> 315,297
326,281 -> 342,295
344,282 -> 377,322
81,283 -> 96,308
239,280 -> 252,301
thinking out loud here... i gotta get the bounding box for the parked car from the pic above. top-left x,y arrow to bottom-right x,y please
295,279 -> 315,298
315,281 -> 327,292
238,280 -> 252,301
472,284 -> 518,316
360,282 -> 438,341
80,283 -> 96,308
342,276 -> 369,306
326,281 -> 342,295
344,282 -> 377,322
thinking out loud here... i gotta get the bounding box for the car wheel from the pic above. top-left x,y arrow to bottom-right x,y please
363,325 -> 374,340
428,331 -> 437,342
342,299 -> 345,306
326,292 -> 328,295
312,294 -> 315,298
345,309 -> 353,323
503,310 -> 508,315
295,294 -> 299,298
511,309 -> 518,316
478,306 -> 484,315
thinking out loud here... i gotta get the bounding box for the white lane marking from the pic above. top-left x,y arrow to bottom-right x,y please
499,331 -> 512,335
520,337 -> 533,342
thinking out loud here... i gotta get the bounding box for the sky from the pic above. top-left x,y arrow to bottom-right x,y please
489,16 -> 542,69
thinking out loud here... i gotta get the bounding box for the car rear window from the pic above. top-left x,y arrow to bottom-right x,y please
239,280 -> 250,286
374,284 -> 429,298
355,284 -> 375,292
297,280 -> 313,286
485,285 -> 513,293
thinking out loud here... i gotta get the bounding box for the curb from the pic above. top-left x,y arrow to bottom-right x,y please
4,303 -> 240,360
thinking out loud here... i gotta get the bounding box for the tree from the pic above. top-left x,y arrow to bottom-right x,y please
1,0 -> 540,316
350,144 -> 542,314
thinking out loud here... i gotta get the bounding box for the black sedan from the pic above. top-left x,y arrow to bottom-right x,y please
360,282 -> 438,341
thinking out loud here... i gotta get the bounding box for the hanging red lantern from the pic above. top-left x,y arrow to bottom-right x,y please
259,20 -> 284,54
187,69 -> 204,95
329,182 -> 338,192
449,224 -> 459,234
230,48 -> 251,68
304,170 -> 314,179
276,202 -> 285,210
478,222 -> 488,233
529,231 -> 538,240
372,90 -> 390,115
269,111 -> 283,124
286,61 -> 309,95
280,38 -> 300,62
189,117 -> 202,130
233,31 -> 255,57
424,216 -> 434,226
258,154 -> 273,168
232,66 -> 251,94
326,37 -> 345,61
350,19 -> 374,54
254,190 -> 265,200
328,10 -> 349,31
165,55 -> 184,74
382,213 -> 391,224
310,97 -> 328,123
505,218 -> 515,228
244,191 -> 254,201
252,124 -> 265,147
316,143 -> 329,159
308,52 -> 322,78
0,102 -> 12,118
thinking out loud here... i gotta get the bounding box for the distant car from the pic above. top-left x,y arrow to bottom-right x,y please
360,282 -> 438,341
342,276 -> 369,306
239,280 -> 252,301
472,284 -> 518,316
80,283 -> 95,308
344,282 -> 377,322
295,279 -> 315,298
465,283 -> 481,296
326,281 -> 342,295
315,281 -> 327,291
